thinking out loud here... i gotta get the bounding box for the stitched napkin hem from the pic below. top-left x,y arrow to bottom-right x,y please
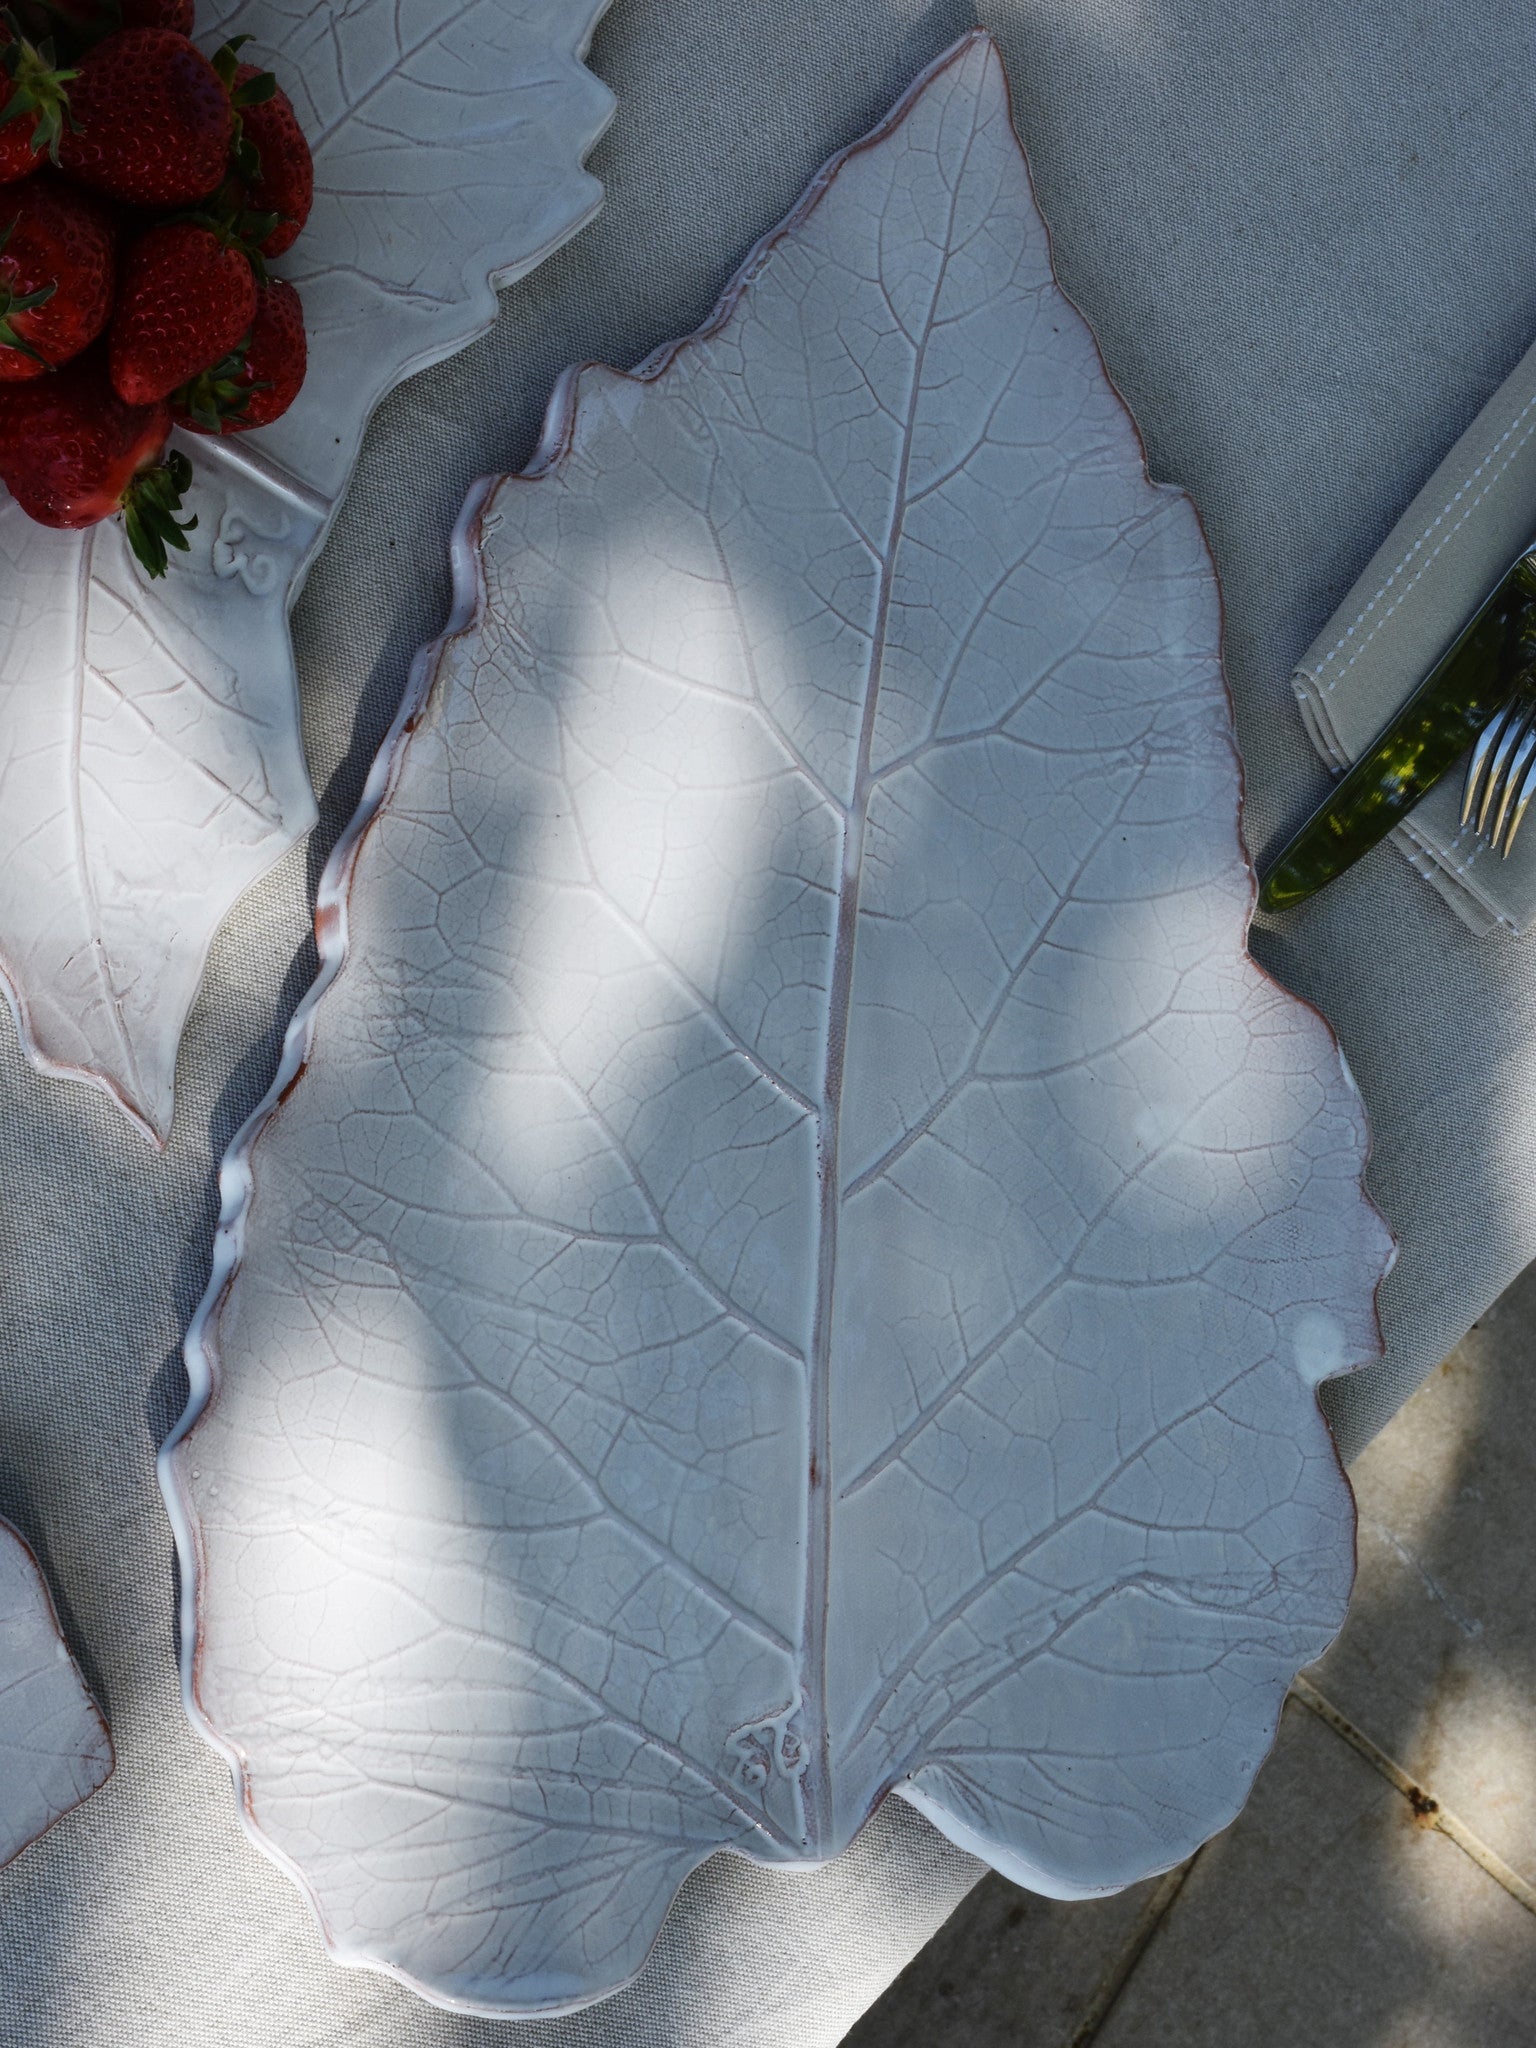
1291,334 -> 1536,935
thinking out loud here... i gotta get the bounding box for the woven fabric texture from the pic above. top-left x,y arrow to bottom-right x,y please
1,1 -> 1534,2041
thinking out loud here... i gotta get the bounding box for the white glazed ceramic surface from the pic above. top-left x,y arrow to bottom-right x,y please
0,1517 -> 112,1868
162,35 -> 1393,2017
0,0 -> 615,1142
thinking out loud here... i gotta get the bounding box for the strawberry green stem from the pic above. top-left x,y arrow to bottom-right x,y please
0,14 -> 78,161
122,448 -> 196,580
211,37 -> 278,204
174,340 -> 261,432
178,187 -> 276,282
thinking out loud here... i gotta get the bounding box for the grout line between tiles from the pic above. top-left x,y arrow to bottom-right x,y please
1060,1855 -> 1200,2048
1290,1673 -> 1536,1916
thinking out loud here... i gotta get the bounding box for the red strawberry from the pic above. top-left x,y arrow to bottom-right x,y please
110,219 -> 255,405
0,24 -> 77,180
59,28 -> 230,206
229,60 -> 311,257
0,174 -> 116,381
0,114 -> 39,187
0,349 -> 195,576
173,276 -> 304,434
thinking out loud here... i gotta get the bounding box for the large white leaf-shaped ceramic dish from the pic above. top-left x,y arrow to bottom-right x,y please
0,1518 -> 112,1867
162,34 -> 1393,2017
0,0 -> 615,1142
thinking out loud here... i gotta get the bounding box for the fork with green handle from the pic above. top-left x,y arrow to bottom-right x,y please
1259,547 -> 1536,913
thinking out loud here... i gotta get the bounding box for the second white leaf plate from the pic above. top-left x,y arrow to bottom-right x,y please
0,0 -> 616,1141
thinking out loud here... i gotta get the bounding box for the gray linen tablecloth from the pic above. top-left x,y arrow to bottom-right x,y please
4,2 -> 1535,2041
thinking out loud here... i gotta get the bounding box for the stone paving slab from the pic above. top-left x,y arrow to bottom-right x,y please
1309,1264 -> 1536,1888
1096,1703 -> 1536,2048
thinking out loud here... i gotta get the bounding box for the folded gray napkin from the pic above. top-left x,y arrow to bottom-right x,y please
1292,336 -> 1536,934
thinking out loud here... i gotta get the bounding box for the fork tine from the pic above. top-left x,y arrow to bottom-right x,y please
1472,700 -> 1521,831
1463,706 -> 1511,827
1478,696 -> 1536,833
1492,723 -> 1536,848
1498,737 -> 1536,856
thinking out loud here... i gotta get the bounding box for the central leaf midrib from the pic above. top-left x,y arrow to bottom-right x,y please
798,158 -> 968,1855
66,528 -> 145,1114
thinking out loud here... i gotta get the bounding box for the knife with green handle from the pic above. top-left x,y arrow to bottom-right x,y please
1258,546 -> 1536,913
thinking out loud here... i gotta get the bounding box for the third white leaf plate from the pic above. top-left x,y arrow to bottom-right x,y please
0,1516 -> 112,1869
